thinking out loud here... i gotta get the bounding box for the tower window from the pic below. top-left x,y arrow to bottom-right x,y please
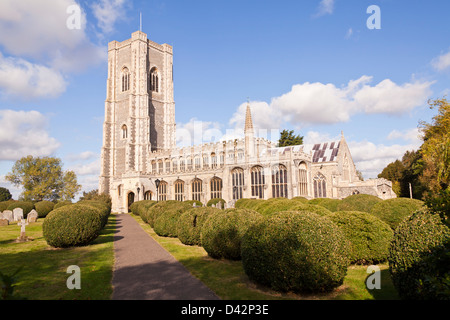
122,67 -> 130,92
121,125 -> 128,139
150,67 -> 159,93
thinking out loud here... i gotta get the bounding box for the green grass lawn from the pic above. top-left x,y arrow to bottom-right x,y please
0,215 -> 116,300
130,213 -> 400,300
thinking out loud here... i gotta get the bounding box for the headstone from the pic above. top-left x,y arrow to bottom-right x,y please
3,210 -> 13,223
13,208 -> 24,222
0,212 -> 4,220
27,209 -> 38,223
17,218 -> 29,242
0,219 -> 8,226
217,201 -> 222,210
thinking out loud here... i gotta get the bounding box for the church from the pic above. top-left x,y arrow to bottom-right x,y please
99,31 -> 396,213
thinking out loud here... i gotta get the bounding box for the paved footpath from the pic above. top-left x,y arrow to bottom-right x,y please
112,214 -> 219,300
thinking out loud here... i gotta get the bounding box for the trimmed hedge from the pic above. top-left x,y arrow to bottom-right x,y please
336,194 -> 382,213
77,200 -> 111,228
241,211 -> 349,293
235,199 -> 264,211
308,198 -> 341,212
7,201 -> 35,217
142,200 -> 180,227
129,200 -> 157,217
207,198 -> 226,208
201,208 -> 263,260
369,197 -> 424,230
328,211 -> 394,264
42,204 -> 104,248
0,200 -> 16,212
184,200 -> 203,207
153,201 -> 194,237
177,207 -> 221,246
388,209 -> 450,300
34,201 -> 55,218
54,200 -> 72,210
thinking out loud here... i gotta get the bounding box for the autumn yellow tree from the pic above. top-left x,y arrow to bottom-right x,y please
419,98 -> 450,192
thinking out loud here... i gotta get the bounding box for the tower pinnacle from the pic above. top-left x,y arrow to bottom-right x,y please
244,100 -> 254,134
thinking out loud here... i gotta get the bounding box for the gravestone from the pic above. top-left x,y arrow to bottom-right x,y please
3,210 -> 13,223
16,218 -> 30,242
27,210 -> 38,223
13,208 -> 24,222
0,212 -> 3,220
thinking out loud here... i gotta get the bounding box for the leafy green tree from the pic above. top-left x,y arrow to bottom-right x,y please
0,187 -> 12,202
5,156 -> 81,202
277,129 -> 303,147
419,98 -> 450,192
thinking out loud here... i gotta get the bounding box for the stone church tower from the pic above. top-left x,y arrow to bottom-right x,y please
99,31 -> 176,195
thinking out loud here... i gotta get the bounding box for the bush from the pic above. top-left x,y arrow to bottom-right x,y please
0,200 -> 16,212
253,199 -> 300,215
388,209 -> 450,300
152,201 -> 193,237
207,198 -> 226,208
201,208 -> 263,260
7,201 -> 34,217
54,200 -> 72,209
77,200 -> 111,228
308,198 -> 341,212
241,211 -> 349,293
144,201 -> 180,227
177,207 -> 221,246
336,194 -> 382,212
328,211 -> 393,264
42,204 -> 104,248
235,199 -> 264,211
34,201 -> 55,218
184,200 -> 203,207
129,200 -> 157,217
370,197 -> 424,230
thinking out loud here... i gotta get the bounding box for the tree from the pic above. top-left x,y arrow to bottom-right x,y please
419,98 -> 450,192
277,129 -> 304,147
0,187 -> 12,202
5,156 -> 81,202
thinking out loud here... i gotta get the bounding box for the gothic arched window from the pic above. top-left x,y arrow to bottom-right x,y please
158,181 -> 168,201
231,168 -> 244,200
313,173 -> 327,198
251,166 -> 265,199
122,67 -> 130,92
272,164 -> 288,198
210,177 -> 223,200
174,180 -> 184,201
192,178 -> 202,202
298,162 -> 308,197
150,67 -> 159,92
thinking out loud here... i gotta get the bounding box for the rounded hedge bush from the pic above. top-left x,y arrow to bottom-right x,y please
308,198 -> 341,212
153,201 -> 194,237
43,204 -> 103,248
34,201 -> 55,218
328,211 -> 393,264
369,197 -> 424,230
77,200 -> 111,227
7,201 -> 35,217
0,200 -> 16,212
388,209 -> 450,300
241,211 -> 349,293
207,198 -> 226,208
54,200 -> 72,210
129,200 -> 157,217
184,200 -> 203,207
235,199 -> 264,211
336,194 -> 382,212
177,207 -> 221,246
201,208 -> 263,260
143,200 -> 179,226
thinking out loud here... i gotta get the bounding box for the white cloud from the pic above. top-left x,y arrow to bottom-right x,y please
0,110 -> 60,161
345,28 -> 353,39
387,128 -> 422,145
0,53 -> 67,99
92,0 -> 127,34
314,0 -> 335,17
432,51 -> 450,72
176,118 -> 223,147
66,151 -> 98,162
229,101 -> 283,132
265,76 -> 433,127
0,0 -> 106,98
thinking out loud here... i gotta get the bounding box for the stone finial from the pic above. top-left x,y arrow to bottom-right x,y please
244,101 -> 254,134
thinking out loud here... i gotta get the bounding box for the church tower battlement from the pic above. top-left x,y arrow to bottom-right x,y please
99,31 -> 176,195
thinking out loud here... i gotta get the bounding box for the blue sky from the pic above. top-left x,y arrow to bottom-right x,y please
0,0 -> 449,199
